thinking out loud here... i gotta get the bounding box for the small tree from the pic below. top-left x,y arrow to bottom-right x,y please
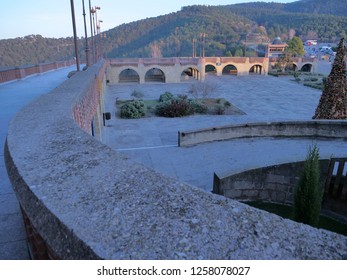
293,144 -> 323,227
286,36 -> 305,57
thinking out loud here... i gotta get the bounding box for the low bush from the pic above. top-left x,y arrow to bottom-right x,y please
190,100 -> 208,114
120,100 -> 146,119
214,104 -> 225,115
155,98 -> 193,118
159,92 -> 174,102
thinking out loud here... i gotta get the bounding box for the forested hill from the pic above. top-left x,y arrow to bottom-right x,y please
285,0 -> 347,17
104,0 -> 347,58
0,35 -> 78,68
227,1 -> 347,41
104,5 -> 261,58
1,0 -> 347,67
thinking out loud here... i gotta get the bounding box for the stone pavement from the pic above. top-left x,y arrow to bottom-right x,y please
102,75 -> 347,192
0,66 -> 74,259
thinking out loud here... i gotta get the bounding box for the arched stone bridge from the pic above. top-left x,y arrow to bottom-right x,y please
106,57 -> 270,84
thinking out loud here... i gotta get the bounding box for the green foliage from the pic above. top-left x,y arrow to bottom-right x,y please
286,36 -> 305,57
120,100 -> 146,119
0,35 -> 77,67
214,104 -> 226,115
159,92 -> 175,102
189,100 -> 208,114
293,144 -> 323,227
155,97 -> 193,118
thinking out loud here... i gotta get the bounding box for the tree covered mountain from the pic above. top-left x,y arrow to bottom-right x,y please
0,35 -> 79,68
1,0 -> 346,67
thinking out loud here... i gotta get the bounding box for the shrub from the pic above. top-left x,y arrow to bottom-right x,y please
159,92 -> 174,102
120,100 -> 146,119
190,100 -> 208,114
155,98 -> 193,118
224,100 -> 231,107
293,144 -> 323,227
214,104 -> 225,115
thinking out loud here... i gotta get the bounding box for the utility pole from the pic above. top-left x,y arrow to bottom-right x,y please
70,0 -> 80,71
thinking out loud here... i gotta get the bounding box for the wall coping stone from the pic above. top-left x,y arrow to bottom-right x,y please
5,62 -> 347,259
179,120 -> 347,147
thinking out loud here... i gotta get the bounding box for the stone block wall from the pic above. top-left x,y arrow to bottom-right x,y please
214,160 -> 330,205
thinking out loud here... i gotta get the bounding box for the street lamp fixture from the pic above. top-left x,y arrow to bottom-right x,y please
70,0 -> 80,71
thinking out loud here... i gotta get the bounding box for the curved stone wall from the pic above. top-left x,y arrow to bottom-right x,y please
179,120 -> 347,147
5,61 -> 347,259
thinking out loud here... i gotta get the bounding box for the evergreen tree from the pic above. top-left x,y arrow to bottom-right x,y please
293,144 -> 323,227
286,36 -> 305,57
313,38 -> 347,119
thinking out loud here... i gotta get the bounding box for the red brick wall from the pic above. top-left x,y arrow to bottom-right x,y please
72,62 -> 107,135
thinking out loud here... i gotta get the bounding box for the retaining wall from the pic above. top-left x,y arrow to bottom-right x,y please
178,121 -> 347,147
213,160 -> 330,204
4,61 -> 347,259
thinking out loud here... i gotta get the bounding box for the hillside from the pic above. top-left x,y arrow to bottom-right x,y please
285,0 -> 347,17
1,0 -> 346,67
104,0 -> 347,58
103,5 -> 264,58
228,3 -> 347,41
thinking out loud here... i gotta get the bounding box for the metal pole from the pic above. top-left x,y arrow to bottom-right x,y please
92,10 -> 96,62
70,0 -> 80,71
88,0 -> 95,64
82,0 -> 90,67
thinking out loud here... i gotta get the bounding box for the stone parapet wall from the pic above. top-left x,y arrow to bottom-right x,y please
0,60 -> 75,84
179,120 -> 347,147
4,61 -> 347,259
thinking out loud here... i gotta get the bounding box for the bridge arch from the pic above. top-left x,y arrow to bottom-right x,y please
119,68 -> 140,83
286,63 -> 298,71
222,64 -> 238,76
205,64 -> 217,75
145,68 -> 165,83
249,64 -> 263,75
301,63 -> 313,72
181,67 -> 200,81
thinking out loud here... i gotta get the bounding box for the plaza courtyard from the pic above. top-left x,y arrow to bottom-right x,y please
102,75 -> 347,192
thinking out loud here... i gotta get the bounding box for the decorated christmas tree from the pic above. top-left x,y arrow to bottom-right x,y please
313,38 -> 346,120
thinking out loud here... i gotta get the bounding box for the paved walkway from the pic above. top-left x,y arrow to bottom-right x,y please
0,67 -> 74,259
102,75 -> 347,192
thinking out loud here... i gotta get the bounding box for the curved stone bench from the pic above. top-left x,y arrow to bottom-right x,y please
5,62 -> 347,259
178,120 -> 347,147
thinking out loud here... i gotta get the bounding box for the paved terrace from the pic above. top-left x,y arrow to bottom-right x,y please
5,62 -> 347,259
102,75 -> 347,191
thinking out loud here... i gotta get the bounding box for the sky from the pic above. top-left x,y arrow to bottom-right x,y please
1,0 -> 295,40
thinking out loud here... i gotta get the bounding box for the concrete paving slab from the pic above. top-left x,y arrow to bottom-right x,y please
0,66 -> 74,259
0,241 -> 30,260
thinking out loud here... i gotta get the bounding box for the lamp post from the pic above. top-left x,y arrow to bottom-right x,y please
91,6 -> 101,63
82,0 -> 90,67
88,0 -> 95,64
70,0 -> 80,71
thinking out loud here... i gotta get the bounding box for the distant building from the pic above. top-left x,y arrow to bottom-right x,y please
265,37 -> 287,58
